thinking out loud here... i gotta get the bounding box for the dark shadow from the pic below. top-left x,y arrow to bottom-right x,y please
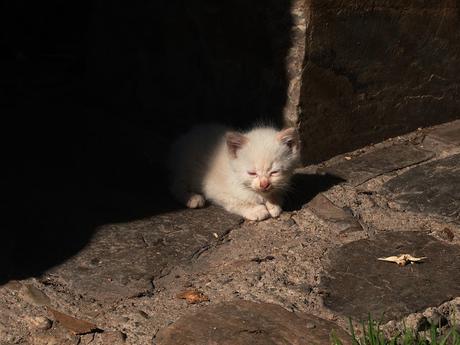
0,0 -> 293,283
283,173 -> 345,212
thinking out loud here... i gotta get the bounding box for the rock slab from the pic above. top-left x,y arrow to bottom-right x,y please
308,194 -> 363,233
322,144 -> 434,186
155,300 -> 351,345
322,231 -> 460,322
49,206 -> 242,302
384,154 -> 460,223
426,120 -> 460,146
298,1 -> 460,163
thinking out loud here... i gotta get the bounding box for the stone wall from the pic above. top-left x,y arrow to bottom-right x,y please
297,0 -> 460,163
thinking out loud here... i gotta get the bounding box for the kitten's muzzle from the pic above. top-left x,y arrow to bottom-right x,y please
259,178 -> 271,191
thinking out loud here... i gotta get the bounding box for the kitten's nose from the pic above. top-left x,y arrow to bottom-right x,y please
260,178 -> 271,190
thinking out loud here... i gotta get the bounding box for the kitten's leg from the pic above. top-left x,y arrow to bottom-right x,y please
265,195 -> 283,218
241,205 -> 271,221
224,203 -> 270,221
186,194 -> 206,208
171,179 -> 206,209
207,188 -> 269,220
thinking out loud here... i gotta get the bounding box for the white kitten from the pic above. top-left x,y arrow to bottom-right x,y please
168,124 -> 300,220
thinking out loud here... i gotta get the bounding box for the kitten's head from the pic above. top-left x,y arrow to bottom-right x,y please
226,127 -> 300,194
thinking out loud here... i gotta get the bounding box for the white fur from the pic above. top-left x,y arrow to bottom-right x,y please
168,124 -> 300,220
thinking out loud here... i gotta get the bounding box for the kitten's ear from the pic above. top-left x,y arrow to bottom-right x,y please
277,127 -> 299,152
226,132 -> 248,158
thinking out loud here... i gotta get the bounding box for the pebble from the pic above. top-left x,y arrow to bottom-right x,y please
387,201 -> 403,211
20,285 -> 51,306
305,322 -> 316,329
284,218 -> 296,227
405,314 -> 431,332
25,316 -> 53,330
430,312 -> 447,327
438,228 -> 455,242
102,330 -> 127,343
138,310 -> 150,319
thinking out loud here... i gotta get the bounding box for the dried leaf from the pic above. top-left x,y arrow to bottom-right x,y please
176,289 -> 209,304
48,308 -> 100,335
378,254 -> 427,266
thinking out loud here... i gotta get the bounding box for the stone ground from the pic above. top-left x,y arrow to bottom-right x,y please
1,120 -> 460,345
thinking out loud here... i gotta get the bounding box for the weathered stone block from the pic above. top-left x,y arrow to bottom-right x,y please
155,301 -> 351,345
298,0 -> 460,163
384,154 -> 460,223
321,143 -> 434,186
322,231 -> 460,322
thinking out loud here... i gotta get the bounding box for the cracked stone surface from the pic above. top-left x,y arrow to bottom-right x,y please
49,206 -> 243,303
1,120 -> 460,345
321,144 -> 435,186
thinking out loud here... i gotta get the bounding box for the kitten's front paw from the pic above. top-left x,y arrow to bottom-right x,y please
186,194 -> 206,208
243,205 -> 270,221
266,202 -> 282,218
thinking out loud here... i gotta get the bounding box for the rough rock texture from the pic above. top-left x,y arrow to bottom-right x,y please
322,231 -> 460,322
50,207 -> 242,303
307,193 -> 363,234
426,119 -> 460,146
1,121 -> 459,344
384,154 -> 460,223
283,0 -> 307,125
155,301 -> 351,345
298,0 -> 460,163
4,0 -> 460,342
321,144 -> 434,186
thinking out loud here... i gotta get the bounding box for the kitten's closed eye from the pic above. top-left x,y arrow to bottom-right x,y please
270,170 -> 279,176
247,171 -> 257,176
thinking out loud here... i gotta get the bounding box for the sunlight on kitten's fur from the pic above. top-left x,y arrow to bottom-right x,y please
168,124 -> 300,221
